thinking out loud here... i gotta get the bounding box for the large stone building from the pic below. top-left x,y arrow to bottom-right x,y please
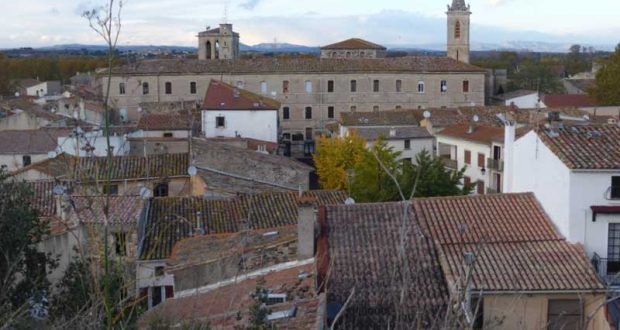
105,1 -> 484,141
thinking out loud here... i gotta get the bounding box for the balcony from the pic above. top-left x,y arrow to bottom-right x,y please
592,253 -> 620,286
487,158 -> 504,172
441,157 -> 458,170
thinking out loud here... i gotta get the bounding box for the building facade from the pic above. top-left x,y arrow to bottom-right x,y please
447,0 -> 471,64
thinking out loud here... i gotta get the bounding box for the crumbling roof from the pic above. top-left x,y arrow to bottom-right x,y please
321,38 -> 386,50
0,129 -> 67,154
203,80 -> 281,111
139,263 -> 319,329
27,181 -> 58,218
414,193 -> 604,292
536,124 -> 620,170
111,57 -> 486,76
353,126 -> 433,141
15,153 -> 190,181
321,202 -> 449,328
137,113 -> 192,131
340,110 -> 421,127
139,190 -> 347,260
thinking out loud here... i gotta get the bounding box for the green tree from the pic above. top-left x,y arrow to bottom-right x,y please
400,150 -> 473,198
565,44 -> 591,76
589,44 -> 620,106
0,172 -> 57,327
0,54 -> 14,96
350,139 -> 402,203
510,59 -> 565,94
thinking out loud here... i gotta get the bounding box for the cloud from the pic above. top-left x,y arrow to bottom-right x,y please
239,0 -> 262,10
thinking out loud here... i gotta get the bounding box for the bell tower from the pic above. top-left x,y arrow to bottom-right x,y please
447,0 -> 471,64
198,23 -> 240,60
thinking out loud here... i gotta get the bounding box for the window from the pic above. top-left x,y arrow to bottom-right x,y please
282,80 -> 289,93
395,105 -> 402,110
608,223 -> 620,274
305,128 -> 313,140
163,132 -> 173,138
283,107 -> 290,120
305,80 -> 313,93
154,183 -> 169,197
612,176 -> 620,199
103,184 -> 119,195
152,286 -> 162,307
455,21 -> 461,39
165,286 -> 174,299
142,82 -> 149,95
478,153 -> 485,168
22,155 -> 31,167
215,116 -> 225,128
463,80 -> 470,93
327,80 -> 334,93
373,80 -> 380,92
165,82 -> 172,94
350,105 -> 357,112
396,80 -> 402,92
114,232 -> 127,256
404,140 -> 411,150
155,266 -> 165,277
360,51 -> 365,58
119,83 -> 126,95
292,133 -> 304,141
350,80 -> 357,92
547,300 -> 582,330
440,80 -> 447,93
477,181 -> 485,195
464,150 -> 471,165
328,106 -> 335,119
417,81 -> 425,93
305,107 -> 312,119
373,105 -> 379,112
260,81 -> 268,94
190,82 -> 197,94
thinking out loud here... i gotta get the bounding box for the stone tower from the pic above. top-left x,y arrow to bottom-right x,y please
447,0 -> 471,64
198,23 -> 240,60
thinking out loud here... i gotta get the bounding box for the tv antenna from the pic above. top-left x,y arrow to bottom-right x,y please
223,1 -> 230,23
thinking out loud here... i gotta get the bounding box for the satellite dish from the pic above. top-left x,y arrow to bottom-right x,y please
137,107 -> 143,113
473,115 -> 480,123
52,185 -> 66,196
14,92 -> 20,97
423,111 -> 431,119
344,197 -> 356,205
187,165 -> 197,177
47,151 -> 57,159
270,91 -> 277,97
139,187 -> 152,199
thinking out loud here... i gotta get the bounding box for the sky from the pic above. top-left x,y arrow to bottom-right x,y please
1,0 -> 619,50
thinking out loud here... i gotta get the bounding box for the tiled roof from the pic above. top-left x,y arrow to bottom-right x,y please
321,202 -> 448,328
321,38 -> 386,50
18,79 -> 41,89
139,190 -> 347,260
16,153 -> 190,181
436,123 -> 529,145
494,89 -> 538,101
0,129 -> 67,154
340,110 -> 421,127
27,181 -> 58,217
203,80 -> 281,111
137,113 -> 192,131
353,126 -> 433,141
414,193 -> 604,292
111,57 -> 486,75
536,124 -> 620,169
139,263 -> 319,329
71,196 -> 144,225
543,94 -> 597,107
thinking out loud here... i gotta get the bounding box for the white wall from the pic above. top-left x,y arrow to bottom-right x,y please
136,260 -> 175,309
129,130 -> 190,139
436,135 -> 491,193
0,154 -> 48,172
504,93 -> 543,109
202,110 -> 278,143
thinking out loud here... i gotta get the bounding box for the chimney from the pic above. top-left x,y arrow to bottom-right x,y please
297,196 -> 317,260
502,119 -> 516,193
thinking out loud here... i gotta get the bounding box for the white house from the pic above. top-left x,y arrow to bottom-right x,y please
494,90 -> 542,109
436,123 -> 526,195
510,123 -> 620,285
25,81 -> 62,97
202,80 -> 280,143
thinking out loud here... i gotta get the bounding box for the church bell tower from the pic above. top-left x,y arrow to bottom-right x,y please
447,0 -> 471,64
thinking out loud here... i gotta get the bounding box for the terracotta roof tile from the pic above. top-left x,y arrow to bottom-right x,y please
203,80 -> 281,111
27,181 -> 58,217
543,94 -> 597,107
340,110 -> 421,127
112,57 -> 486,75
536,124 -> 620,169
321,38 -> 386,50
139,190 -> 346,260
321,202 -> 448,328
137,113 -> 192,131
71,196 -> 144,225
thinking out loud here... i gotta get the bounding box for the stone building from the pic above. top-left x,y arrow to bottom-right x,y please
320,38 -> 387,59
197,23 -> 240,60
105,1 -> 483,141
447,0 -> 471,64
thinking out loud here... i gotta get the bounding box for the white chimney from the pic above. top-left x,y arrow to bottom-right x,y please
503,121 -> 516,193
297,197 -> 316,260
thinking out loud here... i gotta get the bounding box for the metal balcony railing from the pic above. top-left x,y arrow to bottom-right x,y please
487,158 -> 504,172
592,253 -> 620,286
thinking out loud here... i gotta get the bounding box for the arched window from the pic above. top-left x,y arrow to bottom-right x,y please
455,21 -> 461,39
206,41 -> 212,59
215,40 -> 220,59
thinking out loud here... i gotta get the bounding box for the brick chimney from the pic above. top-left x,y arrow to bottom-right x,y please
297,195 -> 317,260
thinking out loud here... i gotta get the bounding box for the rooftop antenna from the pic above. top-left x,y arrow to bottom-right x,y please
223,1 -> 229,23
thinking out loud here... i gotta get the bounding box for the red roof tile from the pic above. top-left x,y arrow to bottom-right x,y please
536,124 -> 620,169
321,38 -> 386,50
203,80 -> 281,111
543,94 -> 597,108
71,196 -> 144,225
137,113 -> 192,131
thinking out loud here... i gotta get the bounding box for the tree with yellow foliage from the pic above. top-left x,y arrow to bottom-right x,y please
313,132 -> 366,190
